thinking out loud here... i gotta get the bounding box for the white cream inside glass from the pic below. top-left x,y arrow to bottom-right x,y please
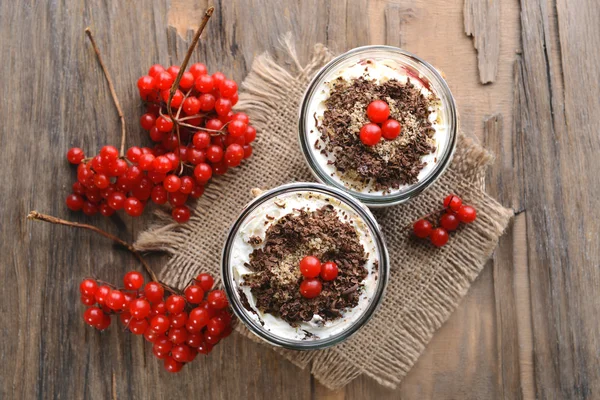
230,191 -> 380,341
305,58 -> 449,195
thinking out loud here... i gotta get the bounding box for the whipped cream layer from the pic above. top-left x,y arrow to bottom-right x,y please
306,58 -> 449,195
230,190 -> 380,341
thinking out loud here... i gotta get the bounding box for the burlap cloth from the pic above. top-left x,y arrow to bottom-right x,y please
135,37 -> 513,390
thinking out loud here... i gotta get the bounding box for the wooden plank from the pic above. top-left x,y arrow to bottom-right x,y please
464,0 -> 501,83
515,0 -> 600,397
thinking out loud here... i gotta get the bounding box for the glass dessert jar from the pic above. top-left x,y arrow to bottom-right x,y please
298,46 -> 458,207
221,182 -> 389,350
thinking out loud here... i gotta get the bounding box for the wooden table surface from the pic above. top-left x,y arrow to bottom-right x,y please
2,0 -> 599,399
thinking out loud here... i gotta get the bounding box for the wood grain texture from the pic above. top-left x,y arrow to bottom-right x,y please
464,0 -> 500,83
1,0 -> 598,398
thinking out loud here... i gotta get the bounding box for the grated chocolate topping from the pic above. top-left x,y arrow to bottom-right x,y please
241,205 -> 368,326
316,76 -> 438,192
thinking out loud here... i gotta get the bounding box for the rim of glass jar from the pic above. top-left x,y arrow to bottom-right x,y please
298,45 -> 458,207
220,182 -> 390,350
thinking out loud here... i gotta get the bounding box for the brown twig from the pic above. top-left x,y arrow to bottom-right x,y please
167,6 -> 215,118
27,211 -> 158,283
85,27 -> 127,157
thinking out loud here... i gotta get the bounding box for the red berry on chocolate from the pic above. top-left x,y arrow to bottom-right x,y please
299,256 -> 321,278
124,271 -> 144,290
443,194 -> 463,212
320,262 -> 339,281
207,290 -> 228,309
430,228 -> 449,247
413,219 -> 433,238
67,147 -> 85,164
457,205 -> 477,223
440,213 -> 460,231
381,119 -> 401,140
299,278 -> 322,299
196,273 -> 214,291
366,100 -> 390,123
359,123 -> 382,146
144,282 -> 164,304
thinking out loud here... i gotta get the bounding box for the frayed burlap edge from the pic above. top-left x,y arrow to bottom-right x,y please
135,36 -> 513,390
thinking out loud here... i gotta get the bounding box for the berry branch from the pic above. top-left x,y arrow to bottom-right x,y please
27,211 -> 158,282
167,6 -> 215,119
85,27 -> 127,157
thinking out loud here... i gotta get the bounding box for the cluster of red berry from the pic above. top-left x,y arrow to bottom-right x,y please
79,271 -> 232,373
359,100 -> 402,146
298,256 -> 339,299
412,195 -> 477,247
65,62 -> 255,223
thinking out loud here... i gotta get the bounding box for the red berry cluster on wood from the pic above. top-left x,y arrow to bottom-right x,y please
412,194 -> 478,247
79,271 -> 232,373
359,100 -> 402,146
298,256 -> 339,298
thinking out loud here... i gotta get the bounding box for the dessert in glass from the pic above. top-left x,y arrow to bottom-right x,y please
221,183 -> 389,349
299,46 -> 458,207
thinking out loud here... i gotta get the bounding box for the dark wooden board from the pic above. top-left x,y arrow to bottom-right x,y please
1,0 -> 599,399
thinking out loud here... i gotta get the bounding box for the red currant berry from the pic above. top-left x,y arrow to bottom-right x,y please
72,181 -> 85,195
123,271 -> 144,290
244,126 -> 257,143
67,147 -> 85,164
153,336 -> 173,358
144,282 -> 165,304
205,118 -> 223,131
189,63 -> 208,78
155,71 -> 174,91
140,113 -> 156,130
171,344 -> 191,363
185,285 -> 204,304
171,312 -> 188,328
206,145 -> 223,163
186,333 -> 203,348
149,185 -> 167,205
299,256 -> 321,278
197,342 -> 213,355
144,329 -> 161,343
161,89 -> 184,108
150,314 -> 171,335
83,306 -> 105,327
179,71 -> 195,90
381,119 -> 401,140
137,154 -> 155,171
224,144 -> 244,167
232,112 -> 249,124
195,273 -> 214,292
228,120 -> 247,138
219,79 -> 238,98
126,146 -> 143,162
66,194 -> 84,211
167,65 -> 180,79
198,93 -> 216,111
137,75 -> 155,92
243,144 -> 253,159
129,298 -> 151,320
366,100 -> 390,123
152,155 -> 173,173
163,175 -> 181,193
457,205 -> 477,223
214,98 -> 232,116
443,195 -> 463,212
129,318 -> 149,335
166,295 -> 186,314
106,289 -> 127,311
187,148 -> 207,165
413,219 -> 433,238
195,74 -> 214,93
182,96 -> 201,115
163,356 -> 183,373
169,328 -> 189,345
95,285 -> 111,306
168,192 -> 188,207
149,126 -> 165,142
320,261 -> 339,281
430,228 -> 449,247
80,294 -> 96,306
172,206 -> 191,223
190,184 -> 205,199
300,278 -> 322,299
96,313 -> 112,330
99,203 -> 115,217
80,279 -> 98,297
156,116 -> 174,133
204,333 -> 220,345
207,318 -> 225,336
82,201 -> 99,216
124,197 -> 144,217
359,123 -> 382,146
207,290 -> 228,309
151,301 -> 167,318
440,213 -> 460,231
186,307 -> 210,332
148,64 -> 165,77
